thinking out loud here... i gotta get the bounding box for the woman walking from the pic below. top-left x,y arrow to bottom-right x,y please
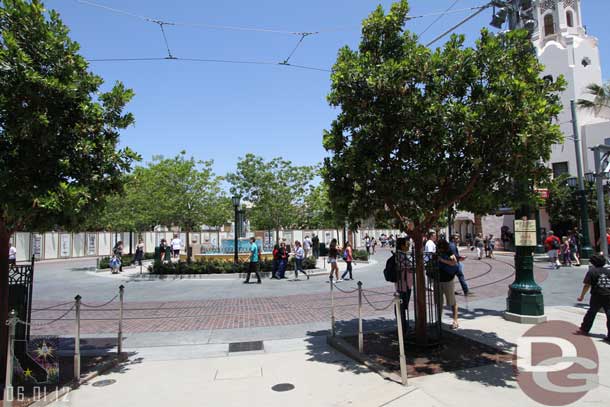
561,236 -> 572,267
278,242 -> 289,279
271,244 -> 281,279
133,238 -> 144,266
487,234 -> 495,259
113,241 -> 124,272
341,242 -> 354,280
292,240 -> 309,280
395,237 -> 414,333
474,233 -> 484,260
328,238 -> 340,282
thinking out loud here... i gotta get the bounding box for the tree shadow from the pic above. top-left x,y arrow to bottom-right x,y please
304,315 -> 517,388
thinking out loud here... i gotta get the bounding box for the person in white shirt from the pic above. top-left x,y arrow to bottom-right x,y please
303,236 -> 312,258
8,244 -> 17,265
170,235 -> 182,259
424,232 -> 437,262
292,240 -> 309,281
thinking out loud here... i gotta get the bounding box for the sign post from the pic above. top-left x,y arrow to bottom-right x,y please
504,216 -> 546,324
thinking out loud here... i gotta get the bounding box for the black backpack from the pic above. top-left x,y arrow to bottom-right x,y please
551,238 -> 560,250
383,253 -> 397,283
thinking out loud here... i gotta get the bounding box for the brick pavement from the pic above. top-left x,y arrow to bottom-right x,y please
29,254 -> 548,336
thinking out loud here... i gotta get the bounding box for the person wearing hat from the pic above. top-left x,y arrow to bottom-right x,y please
576,254 -> 610,342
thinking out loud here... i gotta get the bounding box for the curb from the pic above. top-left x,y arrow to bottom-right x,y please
326,335 -> 403,385
29,353 -> 128,407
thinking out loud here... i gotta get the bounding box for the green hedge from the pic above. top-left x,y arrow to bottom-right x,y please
352,249 -> 369,261
99,253 -> 155,269
149,257 -> 317,275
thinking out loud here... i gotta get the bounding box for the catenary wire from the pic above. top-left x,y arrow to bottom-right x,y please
425,4 -> 491,47
418,0 -> 461,38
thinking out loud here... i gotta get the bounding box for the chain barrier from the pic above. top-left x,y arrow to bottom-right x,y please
361,288 -> 395,297
16,304 -> 75,327
80,294 -> 119,308
31,301 -> 76,312
361,291 -> 395,311
331,283 -> 359,294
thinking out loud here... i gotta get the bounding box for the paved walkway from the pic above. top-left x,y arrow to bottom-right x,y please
44,305 -> 609,407
29,251 -> 548,340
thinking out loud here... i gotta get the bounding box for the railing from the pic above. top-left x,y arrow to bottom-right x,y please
328,276 -> 408,386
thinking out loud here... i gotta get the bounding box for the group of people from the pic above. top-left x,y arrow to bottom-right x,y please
158,234 -> 183,261
471,233 -> 495,260
244,238 -> 311,284
364,234 -> 378,255
544,229 -> 582,268
327,239 -> 354,282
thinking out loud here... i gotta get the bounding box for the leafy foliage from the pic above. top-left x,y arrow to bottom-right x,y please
577,82 -> 610,114
226,154 -> 315,233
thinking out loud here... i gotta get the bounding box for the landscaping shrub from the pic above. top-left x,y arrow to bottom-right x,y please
149,256 -> 317,275
99,252 -> 155,268
352,249 -> 369,261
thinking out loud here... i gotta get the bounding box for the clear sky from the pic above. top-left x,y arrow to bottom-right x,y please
46,0 -> 610,176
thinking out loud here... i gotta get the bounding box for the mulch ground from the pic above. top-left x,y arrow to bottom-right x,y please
344,330 -> 514,378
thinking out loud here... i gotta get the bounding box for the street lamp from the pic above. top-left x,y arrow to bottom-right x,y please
567,177 -> 578,188
585,172 -> 596,184
232,196 -> 240,265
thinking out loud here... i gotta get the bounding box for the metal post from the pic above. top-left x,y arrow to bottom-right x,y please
594,147 -> 608,257
571,100 -> 594,259
330,275 -> 336,337
394,294 -> 408,386
74,295 -> 81,382
357,281 -> 363,353
4,310 -> 17,407
118,285 -> 124,356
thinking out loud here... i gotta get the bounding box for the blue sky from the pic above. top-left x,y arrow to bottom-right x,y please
46,0 -> 610,176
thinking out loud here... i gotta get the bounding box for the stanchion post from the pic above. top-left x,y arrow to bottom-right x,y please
394,293 -> 408,386
330,275 -> 336,337
357,281 -> 363,353
118,285 -> 124,356
74,295 -> 81,382
4,309 -> 17,407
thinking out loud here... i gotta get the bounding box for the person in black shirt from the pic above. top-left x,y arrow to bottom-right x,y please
449,235 -> 471,296
437,239 -> 460,329
576,254 -> 610,341
312,234 -> 320,259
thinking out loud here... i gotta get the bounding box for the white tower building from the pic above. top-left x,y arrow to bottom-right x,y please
532,0 -> 609,176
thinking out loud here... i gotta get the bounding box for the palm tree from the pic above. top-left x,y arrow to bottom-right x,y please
577,82 -> 610,115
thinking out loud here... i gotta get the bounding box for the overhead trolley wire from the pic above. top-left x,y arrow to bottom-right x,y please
425,3 -> 492,47
418,0 -> 462,37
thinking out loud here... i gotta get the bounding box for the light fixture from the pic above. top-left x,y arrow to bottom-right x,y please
566,177 -> 577,188
585,172 -> 596,183
232,196 -> 240,207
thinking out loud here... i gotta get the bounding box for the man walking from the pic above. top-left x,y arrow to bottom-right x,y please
170,234 -> 182,260
303,235 -> 312,258
449,235 -> 472,296
244,237 -> 262,284
544,230 -> 561,269
576,254 -> 610,342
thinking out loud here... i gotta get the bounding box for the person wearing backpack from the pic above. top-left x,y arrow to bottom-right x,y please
394,237 -> 414,333
544,231 -> 561,269
437,239 -> 460,329
576,254 -> 610,342
341,242 -> 354,280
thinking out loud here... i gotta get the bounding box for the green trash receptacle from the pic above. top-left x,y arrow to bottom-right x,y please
164,247 -> 172,262
154,246 -> 161,262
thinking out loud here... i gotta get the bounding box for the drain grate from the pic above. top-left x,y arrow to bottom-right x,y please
228,340 -> 264,353
271,383 -> 295,392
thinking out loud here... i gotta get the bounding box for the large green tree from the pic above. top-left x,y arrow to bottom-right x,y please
227,154 -> 314,241
204,195 -> 233,249
145,153 -> 219,261
323,0 -> 564,341
0,0 -> 138,378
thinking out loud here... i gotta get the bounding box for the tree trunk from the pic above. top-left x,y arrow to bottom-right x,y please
0,220 -> 11,384
411,228 -> 428,345
474,214 -> 483,236
336,227 -> 341,246
217,228 -> 221,250
186,230 -> 191,263
129,231 -> 133,255
275,228 -> 280,244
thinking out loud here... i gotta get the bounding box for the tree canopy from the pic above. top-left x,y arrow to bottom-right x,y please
0,0 -> 138,380
227,154 -> 314,237
323,0 -> 565,340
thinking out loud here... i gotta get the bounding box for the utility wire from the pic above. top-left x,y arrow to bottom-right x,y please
157,22 -> 174,59
425,4 -> 491,47
418,0 -> 461,37
62,0 -> 490,36
281,33 -> 310,65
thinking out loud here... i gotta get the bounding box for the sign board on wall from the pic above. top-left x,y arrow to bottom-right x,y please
60,234 -> 71,257
32,234 -> 43,260
514,220 -> 537,247
87,234 -> 97,256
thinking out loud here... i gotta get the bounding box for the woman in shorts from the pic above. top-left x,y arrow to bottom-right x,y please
328,239 -> 340,281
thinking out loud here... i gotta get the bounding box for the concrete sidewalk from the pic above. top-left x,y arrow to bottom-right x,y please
45,304 -> 609,407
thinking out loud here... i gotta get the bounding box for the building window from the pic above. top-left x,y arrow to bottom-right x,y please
544,14 -> 555,36
552,162 -> 569,178
566,10 -> 574,27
